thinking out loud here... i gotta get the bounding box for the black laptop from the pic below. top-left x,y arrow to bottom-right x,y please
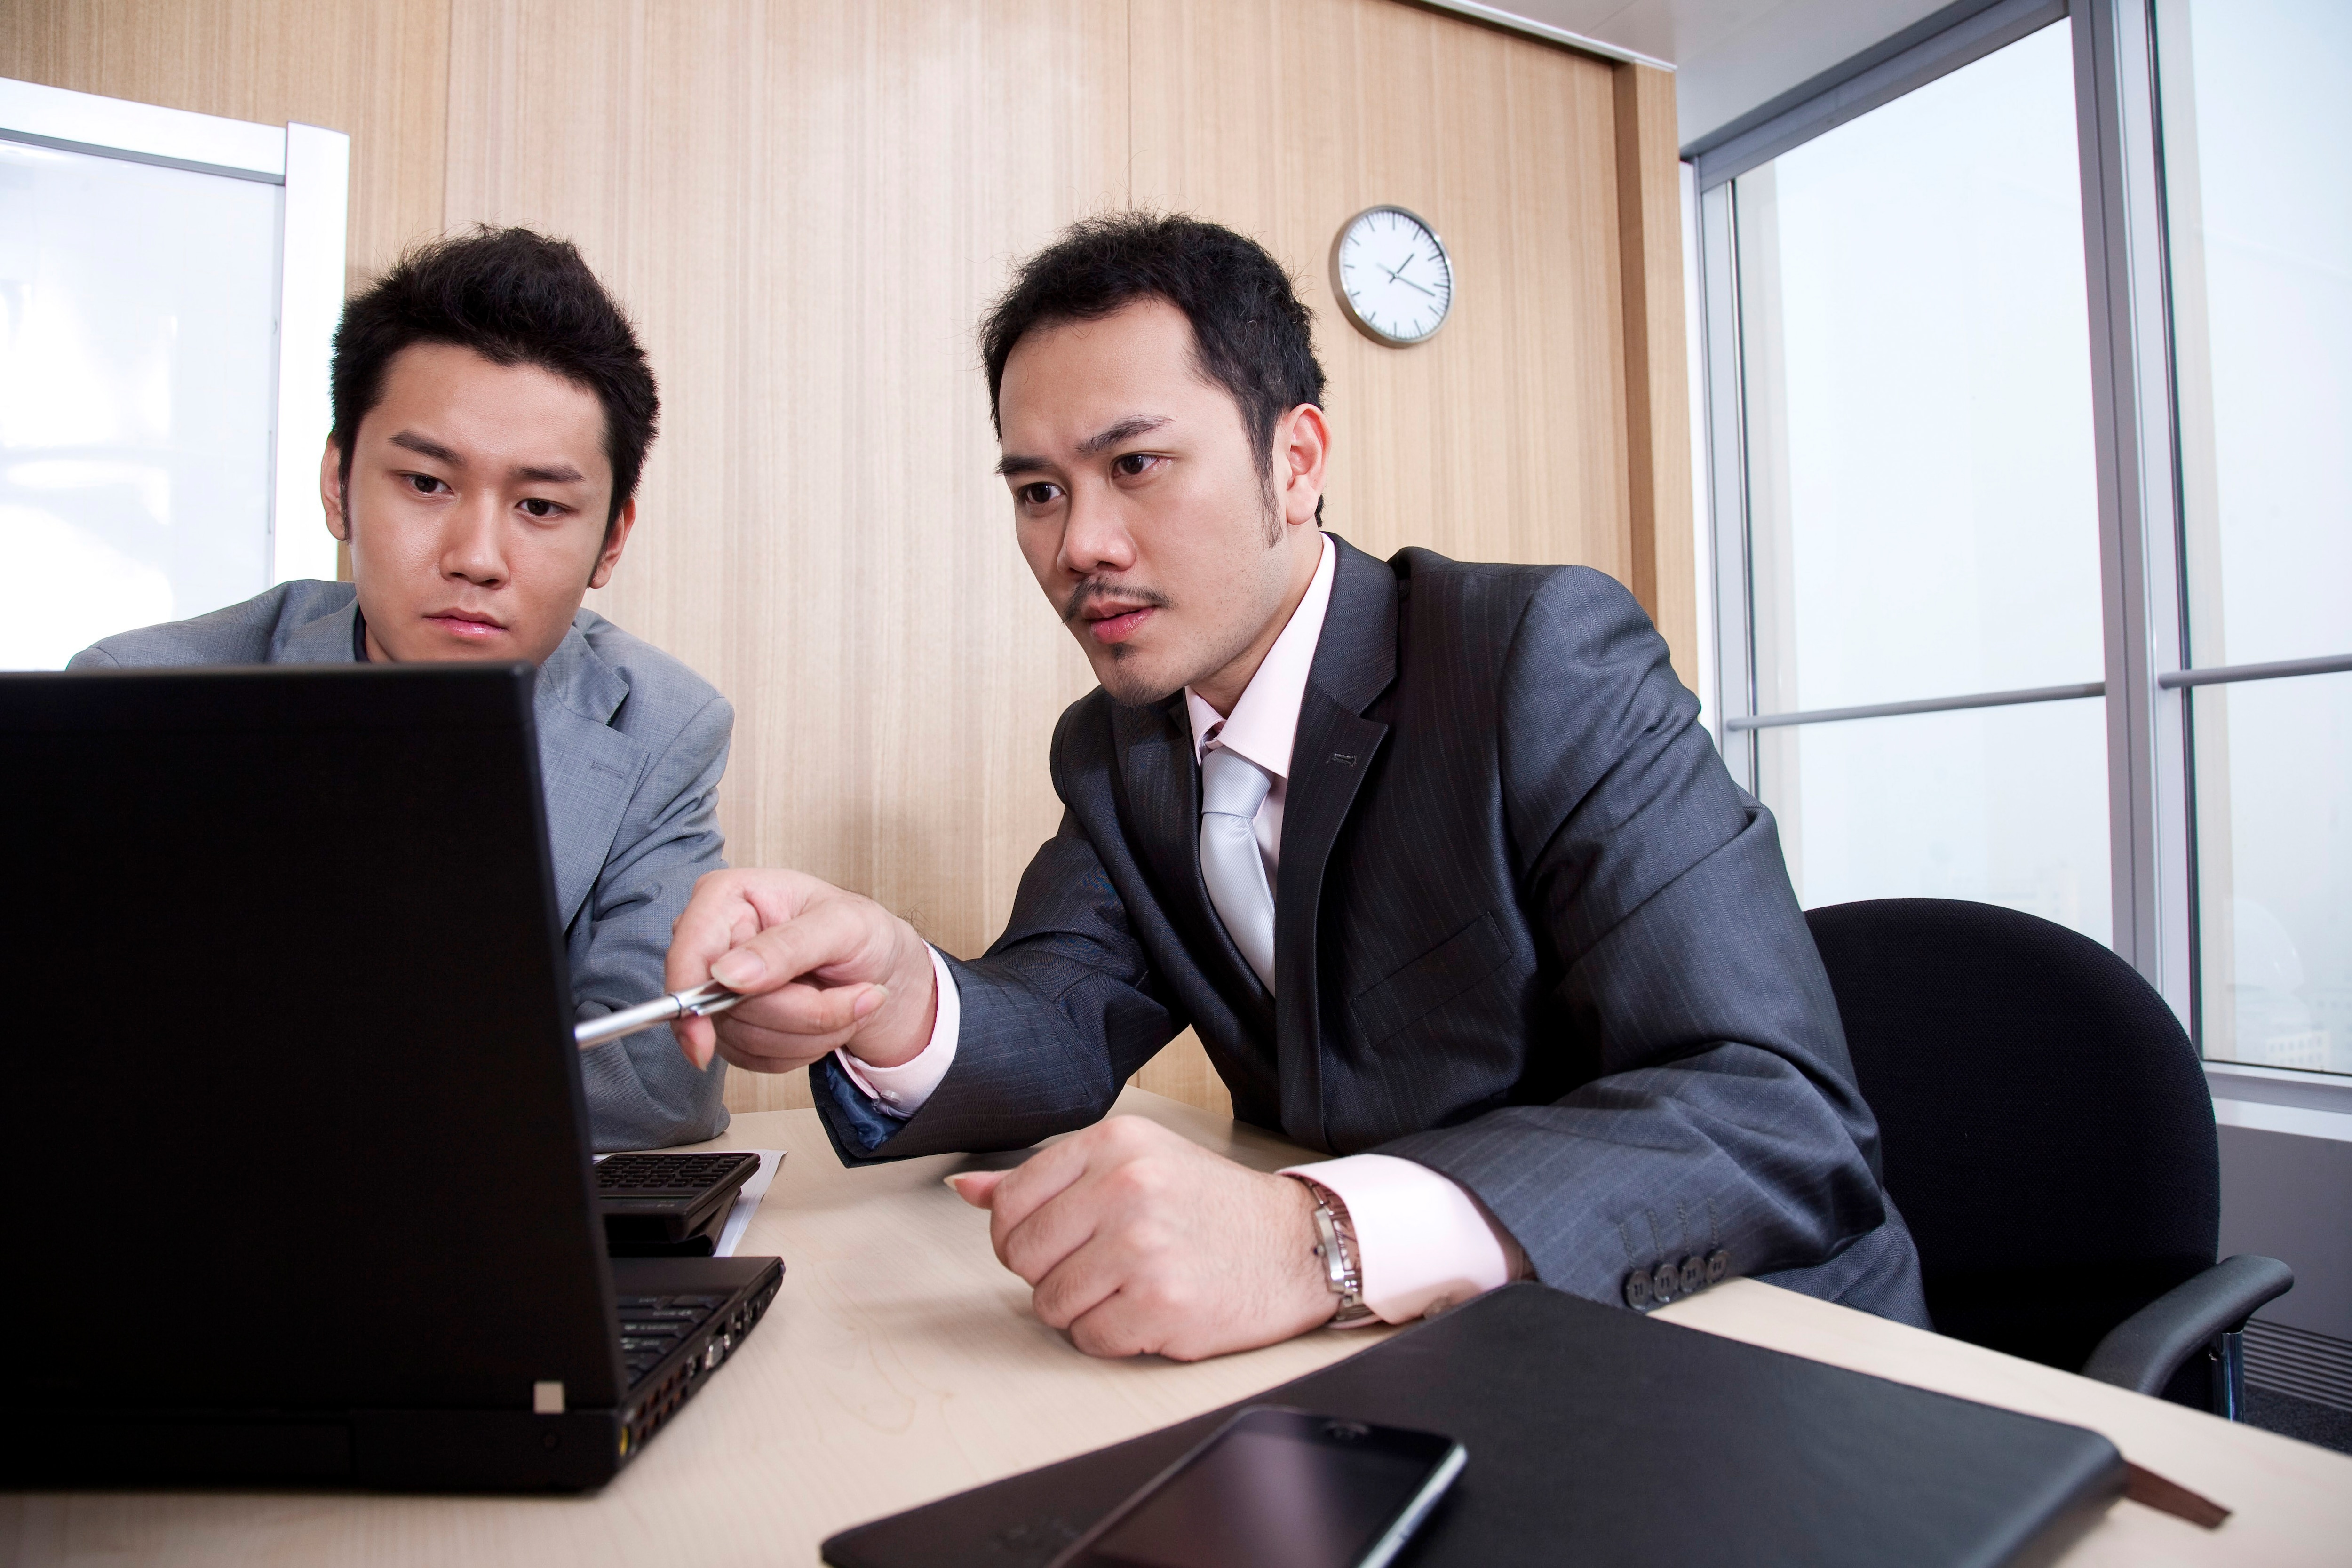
0,663 -> 780,1491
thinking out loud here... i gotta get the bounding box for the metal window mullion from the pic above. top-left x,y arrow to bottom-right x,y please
1725,680 -> 2107,732
2074,0 -> 2193,1021
2159,652 -> 2352,690
1696,178 -> 1758,792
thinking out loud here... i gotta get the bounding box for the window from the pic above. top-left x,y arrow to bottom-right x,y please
1724,21 -> 2111,940
0,78 -> 348,669
2156,0 -> 2352,1073
1691,0 -> 2352,1088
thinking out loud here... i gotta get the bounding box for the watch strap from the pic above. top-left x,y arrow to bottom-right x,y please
1292,1175 -> 1377,1324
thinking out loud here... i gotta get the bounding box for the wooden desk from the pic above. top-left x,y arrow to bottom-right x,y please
7,1090 -> 2347,1565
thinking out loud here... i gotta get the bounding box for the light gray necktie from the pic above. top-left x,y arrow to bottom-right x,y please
1199,742 -> 1278,991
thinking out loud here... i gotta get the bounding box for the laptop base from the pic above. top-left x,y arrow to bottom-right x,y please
9,1256 -> 781,1493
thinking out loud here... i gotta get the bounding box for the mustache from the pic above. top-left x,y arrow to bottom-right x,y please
1060,579 -> 1173,625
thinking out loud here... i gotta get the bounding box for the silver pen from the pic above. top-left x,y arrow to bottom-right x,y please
574,981 -> 746,1049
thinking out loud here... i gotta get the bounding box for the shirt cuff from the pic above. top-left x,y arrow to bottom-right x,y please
1280,1153 -> 1526,1324
832,946 -> 960,1119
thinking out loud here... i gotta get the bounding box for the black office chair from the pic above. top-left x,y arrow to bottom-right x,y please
1804,898 -> 2293,1417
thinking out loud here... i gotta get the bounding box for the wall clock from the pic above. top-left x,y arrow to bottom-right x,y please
1329,205 -> 1454,346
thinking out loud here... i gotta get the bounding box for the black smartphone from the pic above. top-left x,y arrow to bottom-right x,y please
1047,1406 -> 1466,1568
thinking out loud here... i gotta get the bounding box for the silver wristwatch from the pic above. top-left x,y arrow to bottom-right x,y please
1296,1179 -> 1377,1325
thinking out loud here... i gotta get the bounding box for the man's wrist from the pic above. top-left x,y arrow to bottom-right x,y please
841,923 -> 943,1069
833,945 -> 960,1121
1280,1154 -> 1520,1323
1265,1172 -> 1340,1329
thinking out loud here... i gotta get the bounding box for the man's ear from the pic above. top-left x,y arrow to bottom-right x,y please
588,497 -> 638,591
319,439 -> 350,542
1276,404 -> 1330,529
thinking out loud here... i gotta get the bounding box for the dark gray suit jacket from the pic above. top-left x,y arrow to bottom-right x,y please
72,580 -> 735,1151
817,537 -> 1928,1323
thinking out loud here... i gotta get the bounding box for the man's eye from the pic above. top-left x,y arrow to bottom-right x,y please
404,473 -> 446,495
520,498 -> 563,518
1112,453 -> 1158,478
1018,482 -> 1062,506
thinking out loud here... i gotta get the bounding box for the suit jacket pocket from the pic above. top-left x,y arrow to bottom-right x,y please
1349,911 -> 1511,1047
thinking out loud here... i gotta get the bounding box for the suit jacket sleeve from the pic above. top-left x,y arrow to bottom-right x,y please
1371,569 -> 1894,1308
810,742 -> 1189,1165
572,692 -> 736,1150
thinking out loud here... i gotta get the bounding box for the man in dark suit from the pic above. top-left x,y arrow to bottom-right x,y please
668,214 -> 1928,1361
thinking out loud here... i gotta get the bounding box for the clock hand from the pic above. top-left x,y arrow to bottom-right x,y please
1376,250 -> 1441,298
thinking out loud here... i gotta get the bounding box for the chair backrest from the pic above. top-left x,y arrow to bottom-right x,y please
1805,899 -> 2219,1373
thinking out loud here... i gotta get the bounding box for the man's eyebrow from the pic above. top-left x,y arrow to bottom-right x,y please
386,431 -> 584,485
388,430 -> 461,466
995,415 -> 1173,478
1077,415 -> 1170,456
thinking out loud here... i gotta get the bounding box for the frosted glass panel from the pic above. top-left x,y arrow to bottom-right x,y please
2192,673 -> 2352,1075
1733,22 -> 2103,715
2160,0 -> 2352,670
0,138 -> 281,669
1760,697 -> 2112,945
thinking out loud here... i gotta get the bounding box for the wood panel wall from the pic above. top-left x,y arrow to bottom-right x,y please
0,0 -> 450,290
1133,0 -> 1629,575
4,0 -> 1691,1120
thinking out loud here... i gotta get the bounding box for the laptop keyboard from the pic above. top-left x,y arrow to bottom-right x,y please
598,1153 -> 754,1195
618,1294 -> 730,1385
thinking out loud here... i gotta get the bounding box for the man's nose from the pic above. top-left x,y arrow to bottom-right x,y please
1057,483 -> 1136,579
442,493 -> 509,586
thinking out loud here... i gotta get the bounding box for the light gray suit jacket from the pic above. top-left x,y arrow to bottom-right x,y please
71,580 -> 734,1150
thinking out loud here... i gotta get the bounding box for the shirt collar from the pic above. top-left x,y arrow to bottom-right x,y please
1185,532 -> 1337,780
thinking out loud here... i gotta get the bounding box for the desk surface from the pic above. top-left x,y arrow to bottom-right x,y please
7,1090 -> 2347,1565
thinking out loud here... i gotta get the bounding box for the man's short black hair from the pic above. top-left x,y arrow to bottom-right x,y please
978,213 -> 1326,503
330,226 -> 659,532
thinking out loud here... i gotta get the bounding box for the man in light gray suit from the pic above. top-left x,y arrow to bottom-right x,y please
662,215 -> 1926,1361
73,227 -> 731,1151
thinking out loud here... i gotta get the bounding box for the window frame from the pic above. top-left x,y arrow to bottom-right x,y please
1684,0 -> 2352,1114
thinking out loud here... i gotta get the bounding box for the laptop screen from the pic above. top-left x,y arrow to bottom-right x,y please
4,664 -> 622,1417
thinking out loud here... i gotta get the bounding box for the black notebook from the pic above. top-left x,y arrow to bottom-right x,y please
823,1283 -> 2125,1568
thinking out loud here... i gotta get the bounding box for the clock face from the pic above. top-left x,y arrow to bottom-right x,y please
1330,206 -> 1454,346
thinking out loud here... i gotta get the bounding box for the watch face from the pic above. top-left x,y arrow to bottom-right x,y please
1331,206 -> 1454,346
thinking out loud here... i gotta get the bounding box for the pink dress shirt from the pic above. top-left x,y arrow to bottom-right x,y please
839,534 -> 1523,1323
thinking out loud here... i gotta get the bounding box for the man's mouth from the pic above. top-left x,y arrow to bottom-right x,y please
425,609 -> 507,639
1083,603 -> 1158,645
1065,583 -> 1171,648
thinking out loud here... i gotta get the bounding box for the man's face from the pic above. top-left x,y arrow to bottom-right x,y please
997,299 -> 1319,708
321,342 -> 635,667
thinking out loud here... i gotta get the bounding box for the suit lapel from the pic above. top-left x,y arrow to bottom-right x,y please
1272,537 -> 1398,1151
532,622 -> 647,932
275,593 -> 363,665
